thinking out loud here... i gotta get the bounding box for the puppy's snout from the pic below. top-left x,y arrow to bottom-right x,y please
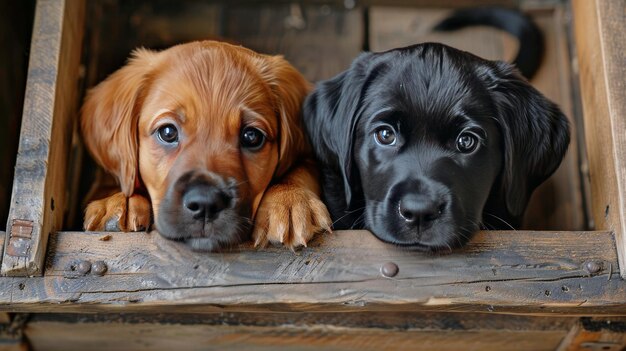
183,184 -> 232,221
398,193 -> 446,226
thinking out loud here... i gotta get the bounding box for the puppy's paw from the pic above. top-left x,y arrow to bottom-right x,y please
84,192 -> 151,232
253,184 -> 331,250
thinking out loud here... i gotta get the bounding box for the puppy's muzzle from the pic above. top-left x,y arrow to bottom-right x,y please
183,183 -> 232,222
398,193 -> 447,230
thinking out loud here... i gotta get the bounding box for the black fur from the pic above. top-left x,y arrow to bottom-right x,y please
303,43 -> 569,250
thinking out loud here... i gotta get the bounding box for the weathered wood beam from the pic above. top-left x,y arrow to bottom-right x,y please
572,0 -> 626,277
24,312 -> 574,351
1,0 -> 85,276
0,230 -> 623,315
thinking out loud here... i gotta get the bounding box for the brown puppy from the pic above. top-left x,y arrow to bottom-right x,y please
81,41 -> 330,251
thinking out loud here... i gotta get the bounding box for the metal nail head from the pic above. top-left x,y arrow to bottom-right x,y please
92,261 -> 108,276
381,262 -> 399,278
584,261 -> 602,274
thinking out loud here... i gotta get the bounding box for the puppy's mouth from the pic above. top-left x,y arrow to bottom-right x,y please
155,171 -> 251,251
364,188 -> 479,251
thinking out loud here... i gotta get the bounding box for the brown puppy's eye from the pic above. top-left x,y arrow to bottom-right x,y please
240,127 -> 266,151
456,132 -> 479,153
157,124 -> 179,144
374,126 -> 396,146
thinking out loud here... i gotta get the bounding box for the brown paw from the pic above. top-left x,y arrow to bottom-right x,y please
253,184 -> 331,250
84,192 -> 151,232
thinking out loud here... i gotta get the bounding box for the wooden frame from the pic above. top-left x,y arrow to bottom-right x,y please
1,0 -> 85,277
572,0 -> 626,278
0,229 -> 623,315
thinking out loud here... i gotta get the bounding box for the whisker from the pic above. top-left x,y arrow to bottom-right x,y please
484,212 -> 516,231
332,206 -> 365,227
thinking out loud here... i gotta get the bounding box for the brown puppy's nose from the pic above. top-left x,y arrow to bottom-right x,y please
183,184 -> 231,221
398,193 -> 446,226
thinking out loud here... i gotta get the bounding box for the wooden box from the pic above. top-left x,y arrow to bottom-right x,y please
1,0 -> 625,350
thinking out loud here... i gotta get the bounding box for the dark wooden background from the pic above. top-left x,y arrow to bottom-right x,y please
0,1 -> 36,232
69,0 -> 587,233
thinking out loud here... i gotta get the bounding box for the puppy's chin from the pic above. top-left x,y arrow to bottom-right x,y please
364,200 -> 479,251
155,207 -> 251,252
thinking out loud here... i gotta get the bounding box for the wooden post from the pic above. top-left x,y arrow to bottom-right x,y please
572,0 -> 626,277
1,0 -> 85,276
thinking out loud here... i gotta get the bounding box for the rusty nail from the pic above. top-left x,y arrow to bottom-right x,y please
381,262 -> 399,278
92,261 -> 108,276
584,261 -> 602,274
75,260 -> 92,275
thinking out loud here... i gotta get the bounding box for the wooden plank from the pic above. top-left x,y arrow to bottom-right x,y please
370,7 -> 517,61
0,231 -> 5,261
221,4 -> 363,82
557,318 -> 626,351
0,230 -> 624,315
369,6 -> 584,231
1,0 -> 85,276
572,0 -> 626,277
24,312 -> 572,351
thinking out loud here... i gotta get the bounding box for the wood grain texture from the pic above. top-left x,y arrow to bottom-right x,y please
557,318 -> 626,351
22,312 -> 575,351
221,4 -> 363,82
369,5 -> 584,231
0,230 -> 623,315
2,0 -> 85,276
24,313 -> 570,351
573,0 -> 626,277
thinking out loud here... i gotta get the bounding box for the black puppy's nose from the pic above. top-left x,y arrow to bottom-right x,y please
183,185 -> 231,221
398,194 -> 446,225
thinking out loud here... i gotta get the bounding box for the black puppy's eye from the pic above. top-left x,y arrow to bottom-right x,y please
456,132 -> 479,153
240,127 -> 266,151
374,126 -> 397,146
157,124 -> 179,144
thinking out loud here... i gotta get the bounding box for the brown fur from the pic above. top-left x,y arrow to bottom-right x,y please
81,41 -> 330,250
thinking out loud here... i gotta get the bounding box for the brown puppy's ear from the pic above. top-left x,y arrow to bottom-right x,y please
81,48 -> 158,196
256,55 -> 312,177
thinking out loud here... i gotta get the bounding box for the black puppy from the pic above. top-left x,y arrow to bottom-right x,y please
303,43 -> 570,250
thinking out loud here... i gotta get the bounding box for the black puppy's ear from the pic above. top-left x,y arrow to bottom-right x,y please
303,53 -> 374,208
478,61 -> 570,218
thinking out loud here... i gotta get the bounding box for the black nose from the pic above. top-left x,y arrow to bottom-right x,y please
183,184 -> 231,221
398,193 -> 446,226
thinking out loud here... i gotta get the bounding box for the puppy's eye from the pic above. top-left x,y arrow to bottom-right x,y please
456,132 -> 479,153
240,127 -> 266,151
157,124 -> 179,144
374,126 -> 397,146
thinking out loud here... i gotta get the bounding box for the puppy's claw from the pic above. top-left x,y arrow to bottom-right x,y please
84,192 -> 151,232
252,227 -> 268,248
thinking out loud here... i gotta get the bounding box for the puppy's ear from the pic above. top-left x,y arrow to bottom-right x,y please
256,55 -> 311,177
479,61 -> 570,218
303,53 -> 374,208
81,48 -> 158,196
